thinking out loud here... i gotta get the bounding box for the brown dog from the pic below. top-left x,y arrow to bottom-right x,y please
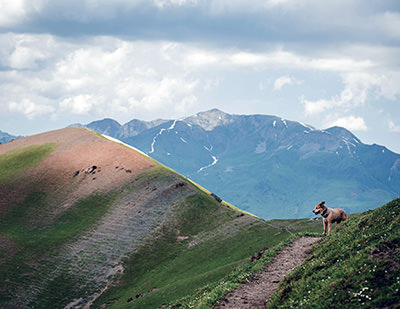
313,201 -> 347,235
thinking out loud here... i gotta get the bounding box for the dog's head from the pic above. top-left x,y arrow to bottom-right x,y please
313,201 -> 326,215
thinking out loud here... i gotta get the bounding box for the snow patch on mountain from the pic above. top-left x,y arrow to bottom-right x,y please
198,142 -> 218,172
198,155 -> 218,173
149,119 -> 180,154
299,122 -> 315,131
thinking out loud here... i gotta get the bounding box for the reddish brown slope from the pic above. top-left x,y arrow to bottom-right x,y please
0,127 -> 155,211
1,127 -> 196,308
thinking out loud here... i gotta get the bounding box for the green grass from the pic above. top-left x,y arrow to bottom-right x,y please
168,235 -> 298,308
0,143 -> 57,184
268,197 -> 400,308
0,136 -> 327,308
92,193 -> 322,308
92,191 -> 300,308
164,219 -> 322,308
0,191 -> 118,307
1,190 -> 117,251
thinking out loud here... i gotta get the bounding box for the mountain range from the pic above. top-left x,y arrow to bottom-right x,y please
73,109 -> 400,219
0,130 -> 19,144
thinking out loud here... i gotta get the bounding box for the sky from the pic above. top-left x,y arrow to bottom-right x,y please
0,0 -> 400,153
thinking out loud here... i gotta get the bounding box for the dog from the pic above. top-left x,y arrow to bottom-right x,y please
313,201 -> 347,235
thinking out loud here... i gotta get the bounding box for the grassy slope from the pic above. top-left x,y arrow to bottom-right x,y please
0,143 -> 118,307
0,143 -> 57,184
93,202 -> 321,308
268,198 -> 400,308
0,137 -> 321,308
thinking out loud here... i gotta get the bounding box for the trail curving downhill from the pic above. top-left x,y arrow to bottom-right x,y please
217,237 -> 320,309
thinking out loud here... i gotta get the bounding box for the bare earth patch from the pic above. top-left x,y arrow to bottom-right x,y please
0,127 -> 155,215
217,237 -> 320,309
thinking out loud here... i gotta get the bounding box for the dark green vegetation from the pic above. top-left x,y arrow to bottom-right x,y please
268,198 -> 400,308
0,143 -> 57,184
75,109 -> 400,220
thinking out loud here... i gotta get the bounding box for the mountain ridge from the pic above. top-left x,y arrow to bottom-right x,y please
0,130 -> 20,144
71,109 -> 400,219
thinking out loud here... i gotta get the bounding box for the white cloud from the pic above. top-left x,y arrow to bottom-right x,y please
0,35 -> 202,121
308,57 -> 374,72
59,95 -> 104,115
328,116 -> 368,132
387,119 -> 400,133
376,11 -> 400,40
301,72 -> 397,116
340,72 -> 383,105
179,46 -> 376,75
183,51 -> 219,67
0,0 -> 27,26
153,0 -> 198,8
0,0 -> 45,26
273,75 -> 303,91
8,99 -> 55,119
301,96 -> 336,116
0,33 -> 53,69
9,45 -> 46,69
0,32 -> 399,133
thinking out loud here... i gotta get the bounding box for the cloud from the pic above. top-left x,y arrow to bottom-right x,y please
0,0 -> 47,27
375,11 -> 400,40
153,0 -> 199,8
0,35 -> 202,121
301,72 -> 397,116
273,75 -> 303,91
8,99 -> 55,119
0,33 -> 52,69
59,95 -> 105,115
180,47 -> 374,73
328,116 -> 368,132
387,119 -> 400,133
0,32 -> 398,129
301,96 -> 335,116
1,0 -> 398,50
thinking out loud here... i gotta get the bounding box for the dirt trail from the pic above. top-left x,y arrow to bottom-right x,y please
217,237 -> 320,309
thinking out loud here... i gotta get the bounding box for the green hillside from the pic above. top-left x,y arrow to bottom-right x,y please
92,185 -> 321,308
0,128 -> 321,308
0,143 -> 57,184
268,198 -> 400,308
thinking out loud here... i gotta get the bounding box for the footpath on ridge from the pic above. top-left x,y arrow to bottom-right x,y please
216,237 -> 320,309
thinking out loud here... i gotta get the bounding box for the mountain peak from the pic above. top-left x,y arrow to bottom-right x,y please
325,126 -> 360,143
184,109 -> 234,131
0,130 -> 20,143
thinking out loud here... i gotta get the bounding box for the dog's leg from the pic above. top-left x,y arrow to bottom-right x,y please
323,220 -> 327,236
328,222 -> 332,234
